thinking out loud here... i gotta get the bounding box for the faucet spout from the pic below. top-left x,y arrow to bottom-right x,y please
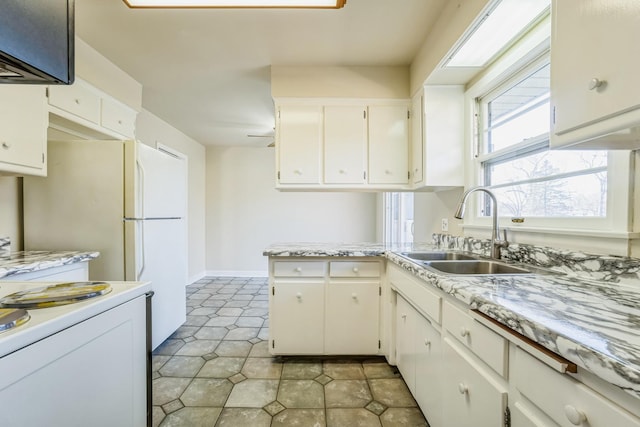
454,187 -> 508,259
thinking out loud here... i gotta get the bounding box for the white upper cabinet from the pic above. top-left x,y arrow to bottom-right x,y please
276,105 -> 322,185
48,78 -> 138,140
0,86 -> 47,176
411,86 -> 464,190
368,105 -> 410,185
324,105 -> 367,184
550,0 -> 640,149
275,99 -> 411,190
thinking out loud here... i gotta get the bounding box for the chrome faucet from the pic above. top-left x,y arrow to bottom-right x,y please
454,187 -> 508,259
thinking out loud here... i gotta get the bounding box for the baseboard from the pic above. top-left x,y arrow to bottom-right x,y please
204,270 -> 268,278
187,271 -> 207,285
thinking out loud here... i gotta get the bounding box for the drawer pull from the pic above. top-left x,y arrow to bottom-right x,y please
401,314 -> 407,320
352,267 -> 359,273
424,339 -> 431,347
296,292 -> 302,300
74,98 -> 81,104
1,142 -> 10,149
459,327 -> 470,338
564,405 -> 587,425
294,169 -> 302,175
458,383 -> 469,394
351,293 -> 357,300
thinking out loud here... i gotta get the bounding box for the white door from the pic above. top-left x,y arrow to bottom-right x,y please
137,218 -> 187,349
130,142 -> 186,219
324,105 -> 367,184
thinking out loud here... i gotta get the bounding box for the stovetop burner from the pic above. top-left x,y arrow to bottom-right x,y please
0,308 -> 30,333
0,282 -> 112,309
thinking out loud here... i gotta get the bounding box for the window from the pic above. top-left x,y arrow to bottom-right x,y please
476,57 -> 609,221
384,192 -> 414,244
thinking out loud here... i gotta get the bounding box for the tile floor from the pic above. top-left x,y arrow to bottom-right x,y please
152,277 -> 430,427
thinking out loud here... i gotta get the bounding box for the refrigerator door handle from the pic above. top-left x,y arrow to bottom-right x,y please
138,220 -> 146,279
137,158 -> 146,219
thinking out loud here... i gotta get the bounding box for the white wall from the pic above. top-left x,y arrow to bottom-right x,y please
413,189 -> 465,242
206,146 -> 378,275
136,109 -> 207,283
0,178 -> 23,250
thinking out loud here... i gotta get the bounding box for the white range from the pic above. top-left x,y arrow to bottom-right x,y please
0,280 -> 151,427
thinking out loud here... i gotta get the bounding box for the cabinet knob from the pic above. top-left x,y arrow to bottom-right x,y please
74,98 -> 81,104
385,169 -> 391,175
1,142 -> 10,149
460,327 -> 470,338
296,292 -> 302,300
294,169 -> 302,175
352,267 -> 359,273
339,169 -> 346,174
458,383 -> 469,394
294,267 -> 302,273
351,293 -> 357,299
588,78 -> 605,91
424,339 -> 431,347
118,120 -> 123,125
564,405 -> 587,425
401,314 -> 407,320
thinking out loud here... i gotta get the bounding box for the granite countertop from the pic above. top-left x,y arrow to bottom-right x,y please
264,240 -> 640,400
0,251 -> 100,279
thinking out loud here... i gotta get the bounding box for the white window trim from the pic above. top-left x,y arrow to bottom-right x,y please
459,14 -> 636,254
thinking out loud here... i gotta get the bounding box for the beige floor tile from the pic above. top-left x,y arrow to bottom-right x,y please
180,378 -> 233,407
272,409 -> 327,427
327,408 -> 382,427
175,340 -> 220,357
368,379 -> 417,408
152,377 -> 192,406
277,379 -> 325,409
325,380 -> 372,408
323,360 -> 366,379
159,356 -> 205,377
215,340 -> 253,357
197,357 -> 245,378
241,357 -> 283,379
216,408 -> 272,427
225,379 -> 279,408
159,407 -> 222,427
380,408 -> 430,427
281,360 -> 323,379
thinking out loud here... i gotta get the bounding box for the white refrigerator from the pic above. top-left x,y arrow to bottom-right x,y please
23,140 -> 188,349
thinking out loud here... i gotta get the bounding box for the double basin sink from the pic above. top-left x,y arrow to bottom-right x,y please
399,251 -> 558,276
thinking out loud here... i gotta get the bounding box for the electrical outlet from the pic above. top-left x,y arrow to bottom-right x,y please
441,218 -> 449,232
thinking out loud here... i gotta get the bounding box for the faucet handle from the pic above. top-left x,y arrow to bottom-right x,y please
501,229 -> 508,246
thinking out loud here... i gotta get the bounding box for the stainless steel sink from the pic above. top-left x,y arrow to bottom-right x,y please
425,260 -> 534,275
400,251 -> 478,261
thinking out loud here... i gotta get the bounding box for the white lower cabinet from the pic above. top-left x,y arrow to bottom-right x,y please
0,262 -> 90,282
325,280 -> 379,354
442,337 -> 508,427
0,296 -> 147,427
513,347 -> 640,427
269,258 -> 381,355
271,279 -> 325,354
395,294 -> 443,427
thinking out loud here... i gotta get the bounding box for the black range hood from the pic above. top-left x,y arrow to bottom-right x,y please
0,0 -> 75,85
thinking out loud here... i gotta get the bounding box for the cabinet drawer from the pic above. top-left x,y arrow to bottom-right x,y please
48,80 -> 101,124
514,348 -> 640,427
273,261 -> 326,277
388,265 -> 441,324
329,261 -> 380,278
101,97 -> 136,138
443,301 -> 507,377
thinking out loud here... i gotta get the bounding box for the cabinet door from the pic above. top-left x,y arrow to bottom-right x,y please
0,86 -> 47,175
325,280 -> 379,354
411,92 -> 424,185
415,314 -> 443,427
277,105 -> 322,184
48,79 -> 101,124
395,295 -> 417,393
442,338 -> 508,427
271,280 -> 324,354
368,105 -> 410,184
324,105 -> 367,184
551,0 -> 640,141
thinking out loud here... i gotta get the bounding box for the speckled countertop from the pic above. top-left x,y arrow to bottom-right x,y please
264,238 -> 640,400
0,251 -> 99,279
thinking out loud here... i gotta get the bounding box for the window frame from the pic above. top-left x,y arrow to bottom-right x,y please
463,44 -> 633,234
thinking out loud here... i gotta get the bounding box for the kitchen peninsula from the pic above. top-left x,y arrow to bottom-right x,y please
265,236 -> 640,427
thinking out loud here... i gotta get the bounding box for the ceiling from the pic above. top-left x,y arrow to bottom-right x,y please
75,0 -> 448,146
